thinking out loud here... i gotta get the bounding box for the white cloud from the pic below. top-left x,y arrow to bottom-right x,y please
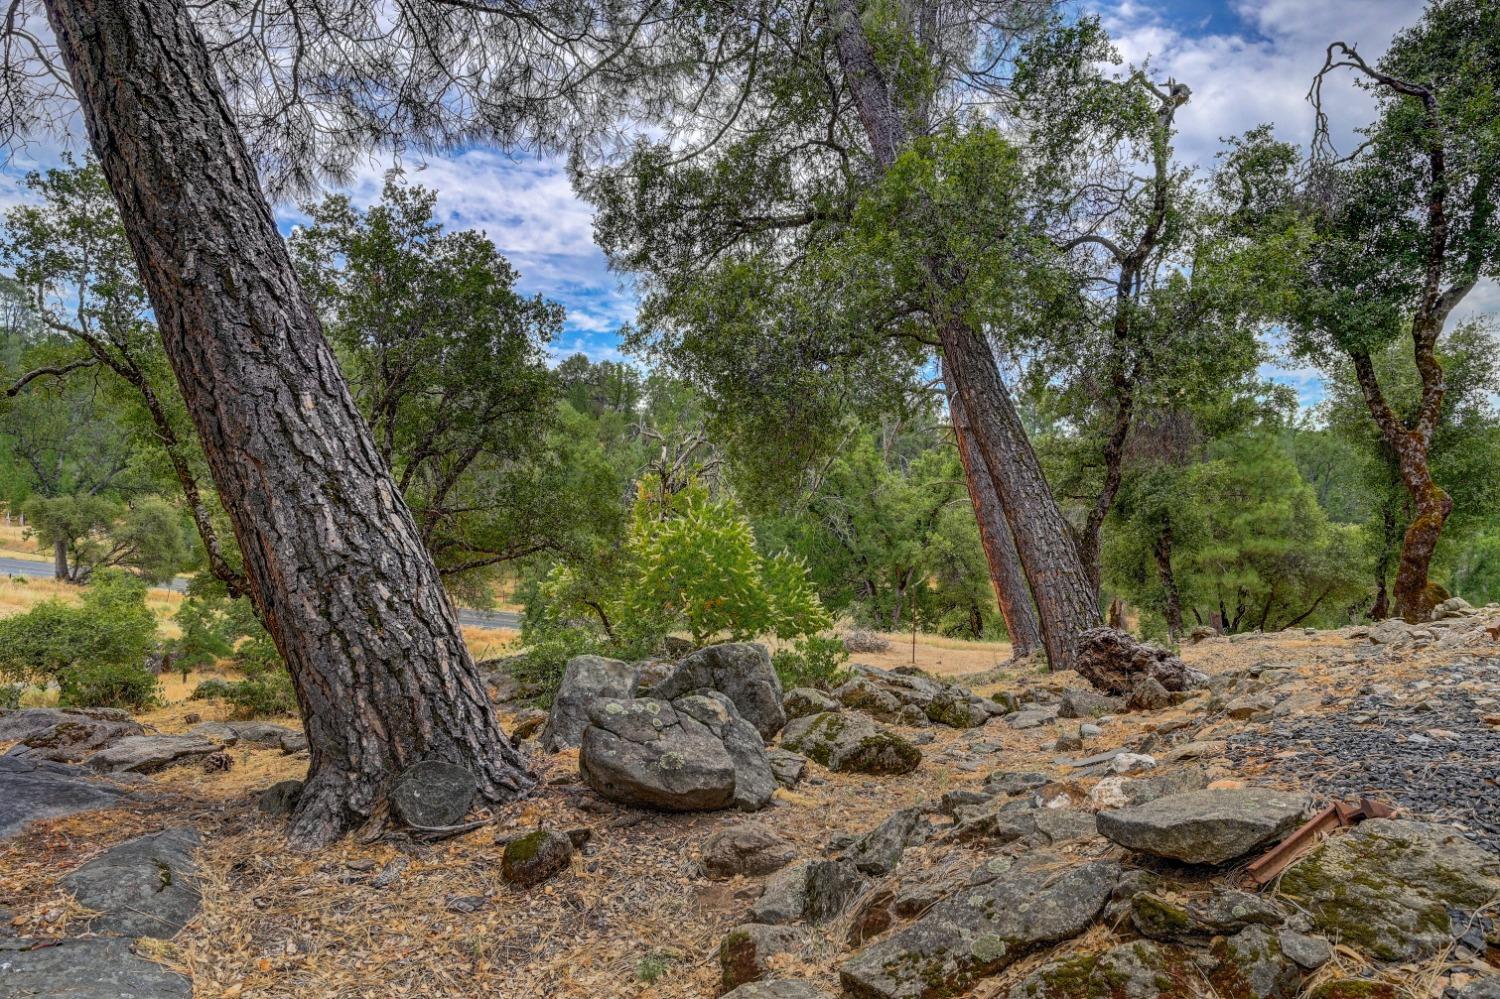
1095,0 -> 1418,166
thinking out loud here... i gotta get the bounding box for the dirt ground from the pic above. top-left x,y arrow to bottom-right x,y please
1,625 -> 1491,998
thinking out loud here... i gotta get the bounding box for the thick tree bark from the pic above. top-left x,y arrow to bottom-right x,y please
828,0 -> 1099,669
53,535 -> 68,582
944,367 -> 1041,657
939,318 -> 1101,670
43,0 -> 533,848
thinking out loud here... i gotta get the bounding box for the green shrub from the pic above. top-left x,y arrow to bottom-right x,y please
0,570 -> 158,688
0,683 -> 21,710
57,660 -> 160,711
220,669 -> 298,719
771,634 -> 851,690
190,678 -> 233,700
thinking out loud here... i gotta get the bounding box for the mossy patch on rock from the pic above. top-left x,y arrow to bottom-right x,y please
1278,819 -> 1500,962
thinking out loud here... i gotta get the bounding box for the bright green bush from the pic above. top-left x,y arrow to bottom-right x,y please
0,570 -> 158,688
771,635 -> 851,691
220,668 -> 298,719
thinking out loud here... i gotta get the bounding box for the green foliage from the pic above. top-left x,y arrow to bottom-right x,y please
57,660 -> 160,711
218,667 -> 298,720
0,570 -> 159,707
22,494 -> 188,584
771,635 -> 850,691
0,683 -> 22,710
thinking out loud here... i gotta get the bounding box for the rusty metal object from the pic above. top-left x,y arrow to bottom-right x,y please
1247,797 -> 1396,886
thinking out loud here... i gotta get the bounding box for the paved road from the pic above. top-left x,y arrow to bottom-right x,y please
0,555 -> 521,631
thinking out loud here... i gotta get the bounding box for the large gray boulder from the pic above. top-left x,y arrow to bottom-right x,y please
0,937 -> 192,997
541,655 -> 638,751
780,712 -> 921,776
86,735 -> 221,774
0,756 -> 130,840
1096,788 -> 1311,865
61,827 -> 201,938
579,694 -> 775,812
0,708 -> 144,763
839,853 -> 1122,999
1280,819 -> 1500,961
650,643 -> 787,740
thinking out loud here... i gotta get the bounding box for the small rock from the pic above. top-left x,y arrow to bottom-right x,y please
719,923 -> 807,991
750,860 -> 864,925
257,779 -> 304,816
1278,929 -> 1333,969
701,823 -> 797,880
509,708 -> 548,742
501,829 -> 574,888
1110,752 -> 1157,774
780,712 -> 921,776
783,687 -> 839,721
1127,676 -> 1173,711
389,760 -> 477,828
768,749 -> 807,789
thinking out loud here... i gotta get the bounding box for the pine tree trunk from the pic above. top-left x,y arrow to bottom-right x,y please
944,367 -> 1041,657
939,319 -> 1101,670
43,0 -> 533,848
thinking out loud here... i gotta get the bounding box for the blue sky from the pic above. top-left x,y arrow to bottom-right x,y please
2,0 -> 1487,410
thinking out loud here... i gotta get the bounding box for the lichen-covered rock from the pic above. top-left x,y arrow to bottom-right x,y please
0,707 -> 145,763
1096,788 -> 1311,864
501,829 -> 573,888
651,643 -> 787,740
1131,888 -> 1284,941
723,982 -> 831,999
750,860 -> 865,926
719,923 -> 807,991
1008,941 -> 1196,999
780,712 -> 920,776
389,760 -> 477,828
701,822 -> 797,880
579,695 -> 775,812
834,677 -> 904,720
783,687 -> 839,721
86,734 -> 221,774
923,690 -> 987,729
845,808 -> 929,876
1279,819 -> 1500,961
541,655 -> 638,751
61,827 -> 201,938
1209,924 -> 1303,999
838,853 -> 1122,999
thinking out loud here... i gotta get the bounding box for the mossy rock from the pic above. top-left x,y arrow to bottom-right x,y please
1279,819 -> 1500,962
1304,981 -> 1399,999
780,711 -> 920,776
501,829 -> 573,888
1009,940 -> 1198,999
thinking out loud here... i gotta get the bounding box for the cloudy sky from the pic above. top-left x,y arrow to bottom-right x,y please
0,0 -> 1472,406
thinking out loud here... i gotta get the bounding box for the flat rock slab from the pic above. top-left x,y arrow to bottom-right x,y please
0,937 -> 191,997
723,982 -> 831,999
61,827 -> 202,938
0,708 -> 144,764
839,853 -> 1121,999
87,736 -> 220,774
1097,788 -> 1311,865
0,756 -> 130,841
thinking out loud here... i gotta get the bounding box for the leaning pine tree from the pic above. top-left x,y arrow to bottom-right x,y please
34,0 -> 543,848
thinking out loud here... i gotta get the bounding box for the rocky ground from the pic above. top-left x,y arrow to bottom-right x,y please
1,608 -> 1498,999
